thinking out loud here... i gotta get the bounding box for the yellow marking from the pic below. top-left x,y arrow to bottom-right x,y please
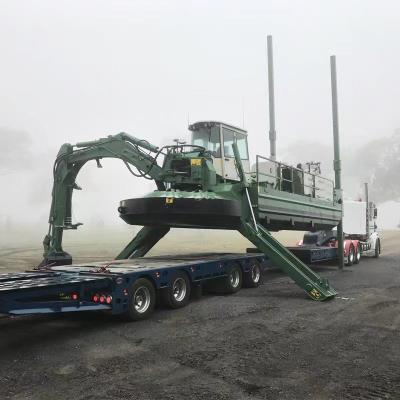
191,158 -> 202,166
165,197 -> 174,204
309,288 -> 321,299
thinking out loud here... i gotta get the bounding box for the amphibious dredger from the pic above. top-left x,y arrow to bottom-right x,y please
41,119 -> 341,301
0,41 -> 345,321
37,39 -> 344,302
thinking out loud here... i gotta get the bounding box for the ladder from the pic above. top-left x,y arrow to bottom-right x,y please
240,222 -> 337,301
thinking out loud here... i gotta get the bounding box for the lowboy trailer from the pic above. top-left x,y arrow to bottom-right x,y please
0,253 -> 267,320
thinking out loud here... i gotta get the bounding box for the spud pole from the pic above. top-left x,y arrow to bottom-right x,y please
267,35 -> 276,161
330,55 -> 344,270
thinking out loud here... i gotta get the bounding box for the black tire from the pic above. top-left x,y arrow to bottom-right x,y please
243,260 -> 262,288
124,278 -> 156,321
161,271 -> 191,309
354,243 -> 361,264
220,264 -> 243,294
191,283 -> 203,300
346,245 -> 355,266
374,239 -> 380,258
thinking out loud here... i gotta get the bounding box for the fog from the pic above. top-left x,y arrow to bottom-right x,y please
1,0 -> 400,244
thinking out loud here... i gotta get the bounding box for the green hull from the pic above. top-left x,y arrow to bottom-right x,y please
119,182 -> 341,233
254,185 -> 342,232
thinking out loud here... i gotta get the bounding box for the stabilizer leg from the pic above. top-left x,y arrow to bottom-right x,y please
116,226 -> 170,259
37,232 -> 73,268
240,222 -> 337,301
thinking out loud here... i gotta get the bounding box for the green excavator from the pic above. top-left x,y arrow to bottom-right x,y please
41,120 -> 341,301
41,40 -> 344,302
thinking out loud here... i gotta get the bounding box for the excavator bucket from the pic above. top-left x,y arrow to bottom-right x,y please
240,222 -> 337,301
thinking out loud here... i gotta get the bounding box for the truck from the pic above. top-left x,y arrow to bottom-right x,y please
288,184 -> 381,265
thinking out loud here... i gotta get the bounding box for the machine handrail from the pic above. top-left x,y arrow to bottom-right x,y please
255,154 -> 335,201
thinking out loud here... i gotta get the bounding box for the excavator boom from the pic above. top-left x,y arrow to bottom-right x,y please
41,132 -> 166,266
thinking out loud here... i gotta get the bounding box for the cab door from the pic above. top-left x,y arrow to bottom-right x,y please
221,126 -> 250,181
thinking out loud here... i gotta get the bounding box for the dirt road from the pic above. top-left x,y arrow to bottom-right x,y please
0,230 -> 399,399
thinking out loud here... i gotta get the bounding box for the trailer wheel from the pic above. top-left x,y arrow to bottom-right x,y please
221,264 -> 243,294
243,260 -> 262,288
346,245 -> 355,266
354,244 -> 361,264
125,278 -> 156,321
374,239 -> 380,258
162,271 -> 191,309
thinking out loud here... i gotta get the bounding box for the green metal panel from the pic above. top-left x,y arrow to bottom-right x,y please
256,187 -> 341,231
239,222 -> 337,301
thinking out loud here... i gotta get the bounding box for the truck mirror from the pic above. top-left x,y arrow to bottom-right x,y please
374,208 -> 378,218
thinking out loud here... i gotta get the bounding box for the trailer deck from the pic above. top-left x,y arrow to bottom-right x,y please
0,253 -> 267,317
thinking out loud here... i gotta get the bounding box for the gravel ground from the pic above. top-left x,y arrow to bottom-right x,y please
0,230 -> 399,400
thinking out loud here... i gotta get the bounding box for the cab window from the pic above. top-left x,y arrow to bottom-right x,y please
222,128 -> 235,157
222,128 -> 249,159
236,133 -> 249,160
192,127 -> 221,157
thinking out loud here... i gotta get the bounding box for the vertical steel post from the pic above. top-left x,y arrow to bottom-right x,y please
267,35 -> 276,160
330,55 -> 344,270
364,182 -> 370,237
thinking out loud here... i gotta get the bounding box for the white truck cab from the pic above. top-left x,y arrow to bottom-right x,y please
343,199 -> 380,257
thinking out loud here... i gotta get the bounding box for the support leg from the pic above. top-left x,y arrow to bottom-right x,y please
239,221 -> 337,301
116,226 -> 170,259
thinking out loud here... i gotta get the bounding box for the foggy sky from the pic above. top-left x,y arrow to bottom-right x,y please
1,0 -> 400,234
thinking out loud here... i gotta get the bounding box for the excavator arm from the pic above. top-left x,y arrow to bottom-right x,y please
40,132 -> 166,266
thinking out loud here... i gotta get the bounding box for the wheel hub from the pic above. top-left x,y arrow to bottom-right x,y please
251,265 -> 261,283
172,277 -> 187,302
134,287 -> 151,313
230,270 -> 240,288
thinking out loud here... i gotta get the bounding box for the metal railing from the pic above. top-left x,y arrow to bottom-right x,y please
255,155 -> 335,202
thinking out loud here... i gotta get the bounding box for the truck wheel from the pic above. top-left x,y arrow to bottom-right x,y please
243,260 -> 262,288
354,244 -> 361,264
374,240 -> 380,258
125,278 -> 156,321
346,245 -> 355,266
221,264 -> 243,294
162,271 -> 191,309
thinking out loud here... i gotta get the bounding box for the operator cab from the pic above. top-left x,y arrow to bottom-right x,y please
189,121 -> 250,181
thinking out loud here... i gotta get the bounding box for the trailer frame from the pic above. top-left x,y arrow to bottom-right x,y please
0,253 -> 268,319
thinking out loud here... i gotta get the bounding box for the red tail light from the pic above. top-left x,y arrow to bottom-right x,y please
93,293 -> 112,304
